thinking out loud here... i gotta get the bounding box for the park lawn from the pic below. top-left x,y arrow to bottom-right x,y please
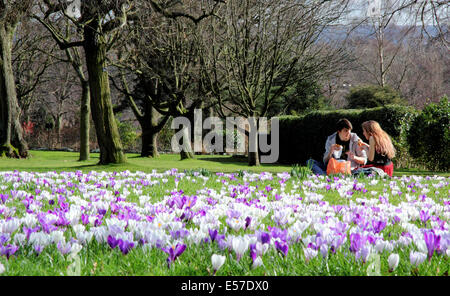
0,150 -> 291,174
0,167 -> 448,276
0,150 -> 447,176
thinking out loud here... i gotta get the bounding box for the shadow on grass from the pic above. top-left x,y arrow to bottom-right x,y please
195,155 -> 291,169
196,155 -> 247,165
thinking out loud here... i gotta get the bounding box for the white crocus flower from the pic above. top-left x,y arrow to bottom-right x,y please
410,251 -> 427,267
211,254 -> 226,274
375,240 -> 386,253
388,253 -> 399,271
13,233 -> 26,246
232,236 -> 249,262
304,248 -> 318,263
69,243 -> 82,257
252,256 -> 264,269
51,230 -> 65,244
2,218 -> 21,234
415,239 -> 428,254
0,262 -> 4,274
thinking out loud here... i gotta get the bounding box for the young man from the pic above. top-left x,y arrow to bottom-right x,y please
306,118 -> 367,175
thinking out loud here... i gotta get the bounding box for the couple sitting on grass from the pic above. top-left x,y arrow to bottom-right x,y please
307,118 -> 395,177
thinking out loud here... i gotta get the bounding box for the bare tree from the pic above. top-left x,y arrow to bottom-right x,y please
35,0 -> 140,164
0,0 -> 34,157
385,0 -> 449,47
13,20 -> 55,124
199,0 -> 352,166
111,0 -> 223,159
35,15 -> 92,160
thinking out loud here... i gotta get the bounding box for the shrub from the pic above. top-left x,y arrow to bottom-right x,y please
116,119 -> 140,152
407,96 -> 449,171
345,85 -> 406,109
278,105 -> 418,167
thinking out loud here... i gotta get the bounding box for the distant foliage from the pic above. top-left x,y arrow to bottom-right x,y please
268,78 -> 330,117
407,96 -> 449,171
345,85 -> 406,109
116,118 -> 139,152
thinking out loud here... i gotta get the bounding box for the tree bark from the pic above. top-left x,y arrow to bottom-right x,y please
138,106 -> 161,158
78,80 -> 90,160
180,125 -> 194,160
83,21 -> 126,164
0,23 -> 28,157
141,127 -> 159,158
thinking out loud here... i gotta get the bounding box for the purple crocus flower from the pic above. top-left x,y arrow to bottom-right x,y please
0,234 -> 10,245
249,244 -> 258,262
330,233 -> 346,253
257,231 -> 271,244
217,235 -> 227,251
332,205 -> 343,214
227,209 -> 241,219
170,229 -> 189,240
209,229 -> 218,242
349,233 -> 367,253
268,226 -> 288,241
163,243 -> 187,268
424,231 -> 441,261
0,244 -> 18,259
56,213 -> 70,227
34,244 -> 44,256
392,216 -> 401,225
372,220 -> 387,234
41,222 -> 58,234
107,235 -> 120,249
118,240 -> 135,255
420,210 -> 430,224
94,215 -> 103,227
274,240 -> 289,257
331,221 -> 347,233
180,210 -> 194,222
0,194 -> 8,204
245,217 -> 252,230
81,213 -> 89,225
57,241 -> 72,255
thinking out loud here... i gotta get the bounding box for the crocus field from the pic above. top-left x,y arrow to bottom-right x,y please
0,169 -> 448,276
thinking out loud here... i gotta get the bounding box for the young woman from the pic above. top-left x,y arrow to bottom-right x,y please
359,120 -> 396,177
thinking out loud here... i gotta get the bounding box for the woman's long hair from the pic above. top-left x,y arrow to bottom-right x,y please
362,120 -> 396,159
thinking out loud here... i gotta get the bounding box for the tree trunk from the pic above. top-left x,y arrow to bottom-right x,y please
0,23 -> 28,158
141,127 -> 159,158
140,106 -> 161,158
83,22 -> 125,164
180,125 -> 194,160
79,80 -> 90,160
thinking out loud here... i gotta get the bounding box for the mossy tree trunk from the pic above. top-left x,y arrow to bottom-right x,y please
139,107 -> 169,158
83,20 -> 125,164
0,23 -> 28,158
180,125 -> 195,160
78,77 -> 91,161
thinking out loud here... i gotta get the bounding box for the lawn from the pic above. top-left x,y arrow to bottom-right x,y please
0,162 -> 448,276
0,150 -> 448,176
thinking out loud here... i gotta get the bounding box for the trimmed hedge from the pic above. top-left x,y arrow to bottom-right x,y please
278,105 -> 418,167
407,97 -> 449,171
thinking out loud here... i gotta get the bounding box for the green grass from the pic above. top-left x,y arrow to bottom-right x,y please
0,166 -> 448,276
0,150 -> 292,174
0,150 -> 447,176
